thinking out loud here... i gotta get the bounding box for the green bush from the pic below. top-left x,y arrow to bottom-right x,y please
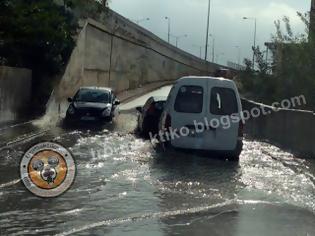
238,13 -> 315,110
0,0 -> 79,110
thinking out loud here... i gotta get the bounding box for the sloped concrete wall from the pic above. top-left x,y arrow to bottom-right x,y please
0,66 -> 32,123
47,9 -> 227,117
242,98 -> 315,157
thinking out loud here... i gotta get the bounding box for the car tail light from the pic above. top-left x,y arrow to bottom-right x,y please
238,121 -> 244,138
165,114 -> 171,129
147,104 -> 155,115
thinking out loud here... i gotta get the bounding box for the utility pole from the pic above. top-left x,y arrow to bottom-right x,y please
165,17 -> 171,44
243,17 -> 257,69
253,18 -> 257,68
212,37 -> 215,62
193,45 -> 203,58
205,0 -> 211,61
209,34 -> 215,63
235,46 -> 241,65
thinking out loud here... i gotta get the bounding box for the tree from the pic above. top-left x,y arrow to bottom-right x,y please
0,0 -> 77,71
253,46 -> 269,75
0,0 -> 78,109
238,12 -> 315,110
243,58 -> 253,72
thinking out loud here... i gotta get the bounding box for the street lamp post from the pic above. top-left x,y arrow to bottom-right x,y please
235,46 -> 241,65
243,17 -> 257,69
209,34 -> 215,63
165,17 -> 171,43
192,44 -> 203,58
172,34 -> 188,48
205,0 -> 212,61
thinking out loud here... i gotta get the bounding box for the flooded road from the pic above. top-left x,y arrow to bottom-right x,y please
0,88 -> 315,236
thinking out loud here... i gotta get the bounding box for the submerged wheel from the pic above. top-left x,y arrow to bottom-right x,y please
228,140 -> 243,162
227,154 -> 240,162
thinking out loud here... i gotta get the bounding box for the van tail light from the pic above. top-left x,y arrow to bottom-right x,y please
165,114 -> 172,130
238,121 -> 244,138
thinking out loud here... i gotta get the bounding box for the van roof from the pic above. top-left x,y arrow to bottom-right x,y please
177,76 -> 234,84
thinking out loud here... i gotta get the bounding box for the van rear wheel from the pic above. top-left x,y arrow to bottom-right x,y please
227,140 -> 243,162
227,154 -> 240,162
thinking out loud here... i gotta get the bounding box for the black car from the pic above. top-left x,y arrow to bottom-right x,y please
136,96 -> 166,137
65,87 -> 120,123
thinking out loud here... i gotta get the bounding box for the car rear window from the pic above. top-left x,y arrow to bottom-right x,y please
210,87 -> 238,115
174,86 -> 203,113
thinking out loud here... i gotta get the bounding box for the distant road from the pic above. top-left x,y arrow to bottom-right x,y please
120,85 -> 172,110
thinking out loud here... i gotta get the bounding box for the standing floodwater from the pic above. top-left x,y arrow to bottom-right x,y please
0,110 -> 314,236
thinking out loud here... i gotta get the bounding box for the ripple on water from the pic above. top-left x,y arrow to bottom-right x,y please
1,133 -> 315,236
240,140 -> 315,213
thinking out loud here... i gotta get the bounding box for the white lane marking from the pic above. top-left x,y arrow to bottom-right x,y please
0,179 -> 21,189
55,199 -> 288,236
0,130 -> 50,151
0,120 -> 37,134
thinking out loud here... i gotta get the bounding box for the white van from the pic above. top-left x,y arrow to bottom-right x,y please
159,76 -> 243,161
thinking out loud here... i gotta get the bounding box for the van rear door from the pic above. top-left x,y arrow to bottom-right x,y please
203,80 -> 240,151
170,78 -> 207,150
169,78 -> 240,151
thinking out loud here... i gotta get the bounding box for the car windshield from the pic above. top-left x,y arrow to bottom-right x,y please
74,89 -> 110,103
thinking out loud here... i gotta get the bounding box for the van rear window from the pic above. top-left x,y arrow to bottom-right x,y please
210,87 -> 238,115
174,86 -> 203,113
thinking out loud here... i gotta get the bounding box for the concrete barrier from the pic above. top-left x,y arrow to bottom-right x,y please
241,98 -> 315,157
0,66 -> 32,124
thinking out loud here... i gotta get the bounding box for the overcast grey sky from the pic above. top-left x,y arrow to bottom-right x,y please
109,0 -> 311,66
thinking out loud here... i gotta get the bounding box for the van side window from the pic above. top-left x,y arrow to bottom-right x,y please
210,87 -> 238,115
174,86 -> 203,113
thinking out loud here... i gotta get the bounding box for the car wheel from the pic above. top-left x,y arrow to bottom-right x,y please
64,115 -> 71,124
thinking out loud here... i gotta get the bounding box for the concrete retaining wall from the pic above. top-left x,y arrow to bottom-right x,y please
47,9 -> 228,117
242,98 -> 315,157
0,66 -> 32,123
